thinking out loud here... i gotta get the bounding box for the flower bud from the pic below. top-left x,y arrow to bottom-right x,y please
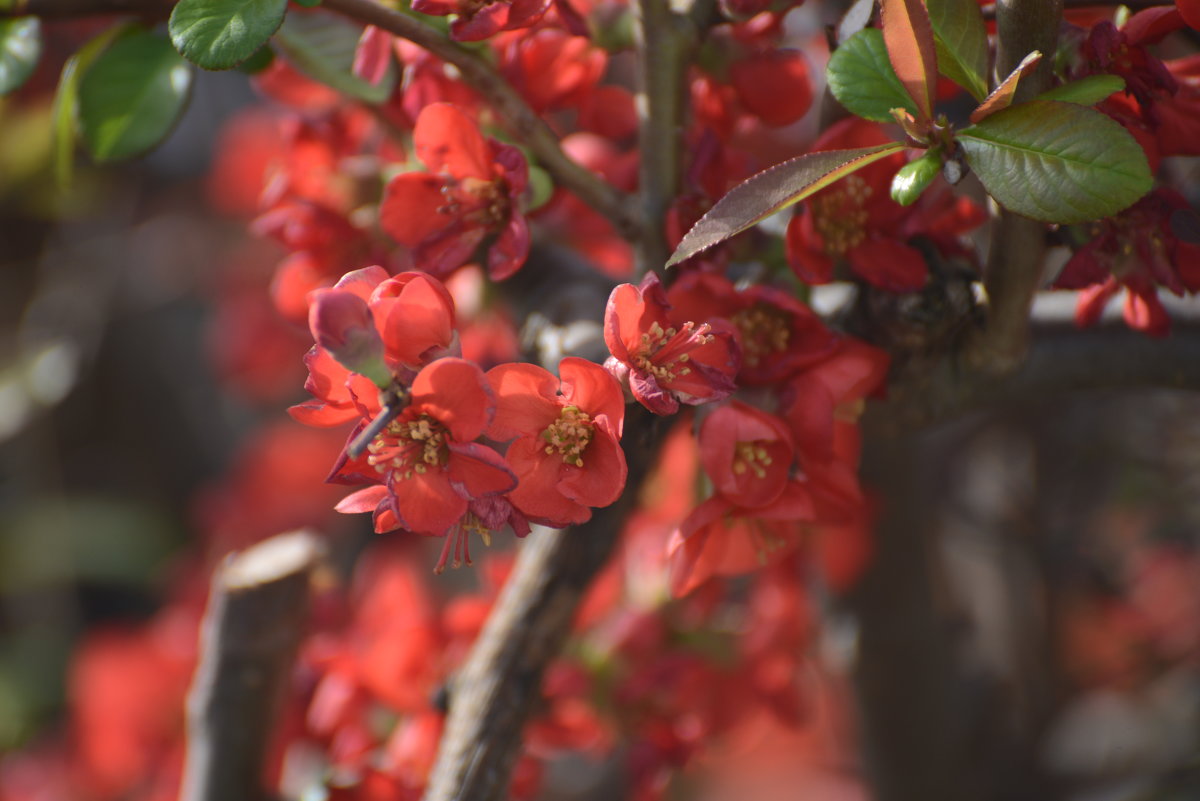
308,289 -> 391,387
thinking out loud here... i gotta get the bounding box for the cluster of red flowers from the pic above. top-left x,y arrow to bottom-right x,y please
1058,8 -> 1200,335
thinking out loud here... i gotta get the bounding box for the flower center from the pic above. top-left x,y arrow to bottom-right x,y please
732,304 -> 790,368
543,405 -> 593,467
632,320 -> 714,382
366,413 -> 448,481
811,175 -> 871,256
437,176 -> 511,228
732,441 -> 773,479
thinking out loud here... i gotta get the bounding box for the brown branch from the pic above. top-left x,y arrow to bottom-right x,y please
423,407 -> 664,801
873,320 -> 1200,432
2,0 -> 170,16
320,0 -> 641,243
981,0 -> 1172,16
964,0 -> 1062,376
181,530 -> 324,801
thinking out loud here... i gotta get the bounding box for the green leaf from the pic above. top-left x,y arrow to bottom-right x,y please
927,0 -> 988,101
957,100 -> 1153,224
236,42 -> 274,73
0,17 -> 41,95
274,10 -> 396,104
51,24 -> 126,185
666,143 -> 907,267
827,29 -> 919,124
168,0 -> 287,70
526,165 -> 554,212
891,148 -> 940,206
1037,74 -> 1125,106
76,29 -> 193,162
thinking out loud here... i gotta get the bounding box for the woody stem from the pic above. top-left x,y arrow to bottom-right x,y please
965,0 -> 1063,376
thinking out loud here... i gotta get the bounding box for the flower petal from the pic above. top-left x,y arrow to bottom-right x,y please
414,103 -> 493,179
390,468 -> 467,536
507,437 -> 591,526
446,441 -> 517,498
380,173 -> 455,247
486,362 -> 561,441
411,358 -> 494,442
558,428 -> 626,508
559,357 -> 624,437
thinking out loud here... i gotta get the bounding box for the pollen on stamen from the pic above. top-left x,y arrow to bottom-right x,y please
542,406 -> 594,466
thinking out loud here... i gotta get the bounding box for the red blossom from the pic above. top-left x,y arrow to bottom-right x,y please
666,271 -> 839,385
729,49 -> 813,128
785,118 -> 984,292
380,103 -> 530,279
666,482 -> 815,597
486,357 -> 627,527
331,359 -> 516,559
290,267 -> 457,426
1054,189 -> 1200,337
411,0 -> 550,41
604,273 -> 740,415
699,401 -> 795,509
499,29 -> 607,114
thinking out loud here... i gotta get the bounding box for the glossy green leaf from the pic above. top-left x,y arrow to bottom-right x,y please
891,148 -> 941,206
168,0 -> 287,70
77,29 -> 193,162
1037,74 -> 1125,106
927,0 -> 988,101
51,24 -> 126,185
274,10 -> 395,104
880,0 -> 938,122
0,17 -> 41,95
957,100 -> 1152,224
235,42 -> 274,73
827,29 -> 919,123
666,143 -> 907,267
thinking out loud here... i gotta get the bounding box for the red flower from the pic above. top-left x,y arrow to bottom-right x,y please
1054,189 -> 1200,337
604,273 -> 740,415
487,357 -> 627,527
729,49 -> 813,128
380,103 -> 530,279
331,358 -> 517,548
290,266 -> 457,427
785,118 -> 984,292
666,402 -> 819,595
698,401 -> 794,509
666,483 -> 815,597
411,0 -> 550,42
499,29 -> 607,114
665,271 -> 839,385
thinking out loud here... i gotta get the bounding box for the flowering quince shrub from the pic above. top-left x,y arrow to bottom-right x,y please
5,0 -> 1200,800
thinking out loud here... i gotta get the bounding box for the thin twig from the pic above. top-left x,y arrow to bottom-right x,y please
320,0 -> 641,243
181,530 -> 324,801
